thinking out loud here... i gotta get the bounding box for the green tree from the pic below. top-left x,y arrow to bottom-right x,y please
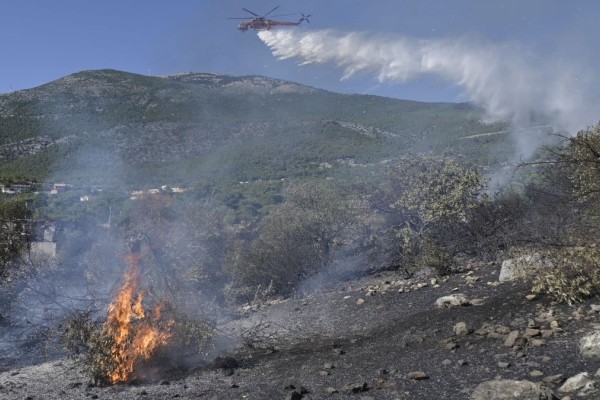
561,124 -> 600,215
0,197 -> 31,278
225,182 -> 368,300
373,154 -> 485,274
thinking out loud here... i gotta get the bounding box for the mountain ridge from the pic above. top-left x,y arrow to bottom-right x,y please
0,69 -> 509,214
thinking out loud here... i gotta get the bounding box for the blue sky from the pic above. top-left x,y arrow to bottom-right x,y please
1,1 -> 598,102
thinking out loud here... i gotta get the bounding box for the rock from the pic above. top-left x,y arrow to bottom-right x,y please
529,370 -> 544,377
525,328 -> 541,337
543,374 -> 564,384
408,371 -> 429,380
323,362 -> 334,370
529,339 -> 546,347
499,259 -> 519,282
325,387 -> 338,394
559,372 -> 592,393
356,298 -> 365,305
403,334 -> 425,346
504,330 -> 520,347
540,329 -> 554,338
498,362 -> 510,369
435,293 -> 471,308
471,379 -> 555,400
525,294 -> 537,301
341,382 -> 369,393
454,322 -> 470,336
499,253 -> 552,282
442,359 -> 452,366
470,298 -> 486,306
439,338 -> 459,350
495,325 -> 512,335
579,332 -> 600,359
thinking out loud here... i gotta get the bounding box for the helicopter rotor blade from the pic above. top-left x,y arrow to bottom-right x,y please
263,5 -> 281,18
268,13 -> 296,18
228,17 -> 253,20
242,8 -> 260,17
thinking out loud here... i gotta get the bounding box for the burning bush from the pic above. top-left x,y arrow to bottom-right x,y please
63,253 -> 214,385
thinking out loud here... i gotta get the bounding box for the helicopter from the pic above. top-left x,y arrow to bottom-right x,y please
229,5 -> 310,32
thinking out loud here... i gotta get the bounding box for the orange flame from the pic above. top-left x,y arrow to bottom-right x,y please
103,252 -> 172,384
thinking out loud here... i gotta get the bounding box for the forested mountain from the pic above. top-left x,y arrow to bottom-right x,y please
0,69 -> 509,187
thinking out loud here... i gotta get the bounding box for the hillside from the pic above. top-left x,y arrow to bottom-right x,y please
3,261 -> 600,400
0,70 -> 509,199
2,70 -> 600,400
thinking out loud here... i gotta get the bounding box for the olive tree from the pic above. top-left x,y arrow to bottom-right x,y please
225,182 -> 368,300
373,154 -> 486,274
561,125 -> 600,214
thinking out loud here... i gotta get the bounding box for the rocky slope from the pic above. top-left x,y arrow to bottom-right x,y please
2,261 -> 600,399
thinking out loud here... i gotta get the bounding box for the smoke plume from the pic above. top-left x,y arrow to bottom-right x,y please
259,29 -> 599,159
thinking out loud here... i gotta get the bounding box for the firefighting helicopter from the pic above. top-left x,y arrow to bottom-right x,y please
229,6 -> 311,32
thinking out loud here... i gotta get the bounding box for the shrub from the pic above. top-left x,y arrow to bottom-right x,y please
529,247 -> 600,305
372,154 -> 486,275
62,304 -> 214,385
225,182 -> 368,299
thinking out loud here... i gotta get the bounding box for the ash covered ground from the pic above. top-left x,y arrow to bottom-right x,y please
2,261 -> 600,400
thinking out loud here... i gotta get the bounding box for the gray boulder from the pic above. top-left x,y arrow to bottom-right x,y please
471,379 -> 555,400
559,372 -> 594,393
435,293 -> 471,308
499,252 -> 554,282
580,332 -> 600,360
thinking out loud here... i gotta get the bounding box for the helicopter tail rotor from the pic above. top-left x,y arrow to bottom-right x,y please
300,13 -> 311,23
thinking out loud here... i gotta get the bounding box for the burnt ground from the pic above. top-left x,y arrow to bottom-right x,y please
2,262 -> 600,399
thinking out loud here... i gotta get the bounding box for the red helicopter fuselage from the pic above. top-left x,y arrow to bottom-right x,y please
237,17 -> 307,32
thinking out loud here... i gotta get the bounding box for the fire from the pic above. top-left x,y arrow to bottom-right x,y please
103,252 -> 172,384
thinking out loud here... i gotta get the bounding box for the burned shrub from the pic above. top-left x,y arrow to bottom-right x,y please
62,259 -> 214,386
63,304 -> 214,385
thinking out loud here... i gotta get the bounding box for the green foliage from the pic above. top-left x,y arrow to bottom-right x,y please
388,154 -> 485,229
509,247 -> 600,305
0,196 -> 31,277
0,69 -> 514,212
374,155 -> 485,275
225,182 -> 367,300
561,125 -> 600,215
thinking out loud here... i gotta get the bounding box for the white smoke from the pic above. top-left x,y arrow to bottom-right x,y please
259,29 -> 599,159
